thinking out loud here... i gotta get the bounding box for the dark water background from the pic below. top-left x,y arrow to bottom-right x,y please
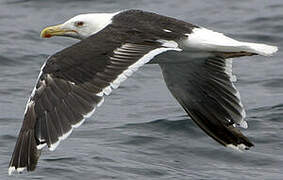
0,0 -> 283,179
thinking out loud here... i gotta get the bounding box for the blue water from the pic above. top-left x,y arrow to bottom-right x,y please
0,0 -> 283,179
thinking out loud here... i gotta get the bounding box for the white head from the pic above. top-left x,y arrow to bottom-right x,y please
40,12 -> 118,39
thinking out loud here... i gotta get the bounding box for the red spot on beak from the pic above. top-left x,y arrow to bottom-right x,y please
44,34 -> 52,38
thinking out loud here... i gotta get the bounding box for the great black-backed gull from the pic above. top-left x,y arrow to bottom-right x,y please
9,9 -> 278,175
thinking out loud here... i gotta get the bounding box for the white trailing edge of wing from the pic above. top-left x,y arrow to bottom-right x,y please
227,143 -> 248,151
223,58 -> 247,128
40,40 -> 181,152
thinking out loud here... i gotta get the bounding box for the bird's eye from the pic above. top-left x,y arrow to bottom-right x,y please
74,21 -> 84,27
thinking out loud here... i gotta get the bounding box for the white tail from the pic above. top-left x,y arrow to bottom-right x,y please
240,42 -> 278,56
185,27 -> 278,56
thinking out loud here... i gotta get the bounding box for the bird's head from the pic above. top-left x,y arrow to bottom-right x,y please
40,12 -> 118,39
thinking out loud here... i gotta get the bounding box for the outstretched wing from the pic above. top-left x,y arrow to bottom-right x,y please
9,26 -> 181,174
160,56 -> 253,149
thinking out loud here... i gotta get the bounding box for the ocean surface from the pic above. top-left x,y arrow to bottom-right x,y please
0,0 -> 282,179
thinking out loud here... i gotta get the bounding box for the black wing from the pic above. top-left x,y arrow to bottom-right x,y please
160,56 -> 253,149
9,25 -> 181,174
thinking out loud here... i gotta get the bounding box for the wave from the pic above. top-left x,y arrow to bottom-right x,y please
117,116 -> 205,138
0,55 -> 18,66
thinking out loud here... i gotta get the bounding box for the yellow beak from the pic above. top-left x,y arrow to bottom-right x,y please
40,24 -> 77,38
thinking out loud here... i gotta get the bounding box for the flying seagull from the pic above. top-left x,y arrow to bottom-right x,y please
9,9 -> 278,174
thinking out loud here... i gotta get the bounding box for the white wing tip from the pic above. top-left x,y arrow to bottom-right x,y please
238,120 -> 248,129
8,166 -> 15,175
8,166 -> 25,175
226,143 -> 248,151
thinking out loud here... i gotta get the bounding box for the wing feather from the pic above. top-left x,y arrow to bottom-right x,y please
160,56 -> 253,149
9,34 -> 180,173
